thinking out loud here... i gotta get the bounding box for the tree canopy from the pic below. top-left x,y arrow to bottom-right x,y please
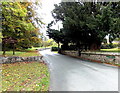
47,2 -> 120,50
2,2 -> 42,50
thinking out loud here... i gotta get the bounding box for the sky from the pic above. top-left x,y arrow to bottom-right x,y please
41,0 -> 61,24
37,0 -> 62,38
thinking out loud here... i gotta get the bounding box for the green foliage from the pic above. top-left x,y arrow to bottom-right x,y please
33,39 -> 56,47
2,2 -> 42,50
47,28 -> 64,44
101,43 -> 119,49
0,32 -> 3,43
101,44 -> 114,49
51,47 -> 58,51
48,2 -> 120,50
115,38 -> 120,41
52,41 -> 58,47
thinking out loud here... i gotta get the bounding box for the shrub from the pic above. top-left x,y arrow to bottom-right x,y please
101,43 -> 119,49
51,47 -> 58,51
113,43 -> 119,48
33,43 -> 41,47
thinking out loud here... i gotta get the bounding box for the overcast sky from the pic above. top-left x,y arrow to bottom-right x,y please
40,1 -> 54,24
41,0 -> 61,24
38,0 -> 62,38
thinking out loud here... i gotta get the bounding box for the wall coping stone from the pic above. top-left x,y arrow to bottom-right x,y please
63,50 -> 120,56
81,52 -> 120,56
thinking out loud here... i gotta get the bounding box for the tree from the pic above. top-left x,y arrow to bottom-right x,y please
48,2 -> 120,52
0,32 -> 2,43
47,26 -> 63,49
2,2 -> 42,52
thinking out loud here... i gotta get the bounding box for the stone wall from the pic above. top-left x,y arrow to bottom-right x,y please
61,50 -> 120,65
1,56 -> 43,64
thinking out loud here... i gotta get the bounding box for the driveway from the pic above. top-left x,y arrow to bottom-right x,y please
40,49 -> 118,91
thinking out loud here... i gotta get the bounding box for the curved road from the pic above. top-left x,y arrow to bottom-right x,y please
40,49 -> 118,91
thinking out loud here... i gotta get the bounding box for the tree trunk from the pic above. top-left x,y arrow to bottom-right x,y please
13,43 -> 15,55
57,42 -> 60,53
58,42 -> 60,49
90,42 -> 101,50
76,41 -> 82,56
78,49 -> 81,56
3,43 -> 6,55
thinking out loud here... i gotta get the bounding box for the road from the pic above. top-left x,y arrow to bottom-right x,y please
40,49 -> 118,91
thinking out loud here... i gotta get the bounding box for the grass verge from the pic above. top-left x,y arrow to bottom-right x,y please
2,62 -> 50,91
100,48 -> 120,52
0,50 -> 40,57
0,46 -> 51,57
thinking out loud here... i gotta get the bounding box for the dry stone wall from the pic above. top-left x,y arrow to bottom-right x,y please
1,56 -> 43,64
62,51 -> 120,65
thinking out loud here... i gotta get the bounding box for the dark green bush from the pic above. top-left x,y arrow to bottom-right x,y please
51,47 -> 58,51
113,44 -> 119,48
61,45 -> 77,50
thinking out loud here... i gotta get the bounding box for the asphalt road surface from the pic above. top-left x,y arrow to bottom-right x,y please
40,49 -> 118,91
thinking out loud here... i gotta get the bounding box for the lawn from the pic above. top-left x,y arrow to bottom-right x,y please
0,50 -> 40,57
0,46 -> 50,57
26,46 -> 51,51
100,48 -> 120,52
2,62 -> 50,91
